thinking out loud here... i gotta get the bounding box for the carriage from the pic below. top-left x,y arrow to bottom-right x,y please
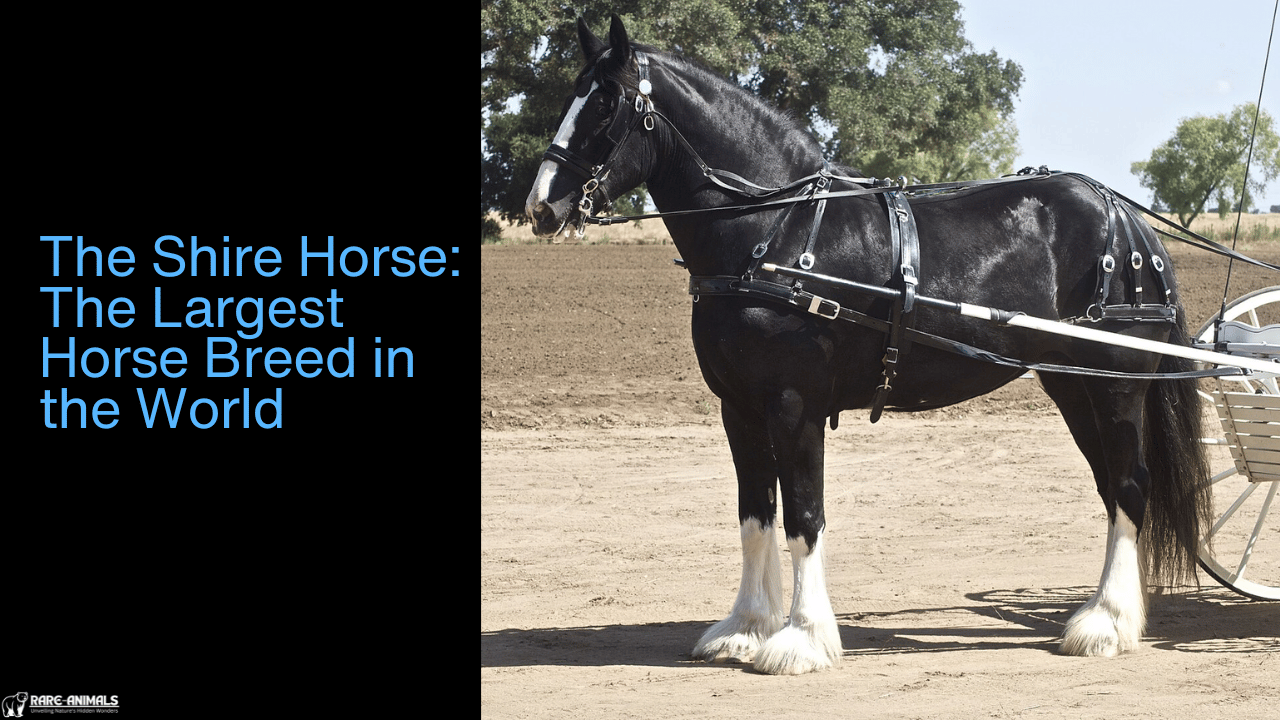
525,15 -> 1277,674
1193,288 -> 1280,601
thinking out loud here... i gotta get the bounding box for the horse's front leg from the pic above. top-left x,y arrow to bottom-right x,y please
692,401 -> 785,664
752,390 -> 842,674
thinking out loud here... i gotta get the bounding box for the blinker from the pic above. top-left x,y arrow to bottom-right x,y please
605,94 -> 633,145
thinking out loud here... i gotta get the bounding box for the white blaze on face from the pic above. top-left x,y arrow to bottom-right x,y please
526,81 -> 598,211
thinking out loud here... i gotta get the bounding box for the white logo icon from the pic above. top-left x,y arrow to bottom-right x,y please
1,692 -> 27,718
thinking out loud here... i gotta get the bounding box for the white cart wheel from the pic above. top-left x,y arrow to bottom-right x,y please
1194,286 -> 1280,600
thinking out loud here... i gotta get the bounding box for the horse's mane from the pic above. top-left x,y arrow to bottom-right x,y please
585,43 -> 824,159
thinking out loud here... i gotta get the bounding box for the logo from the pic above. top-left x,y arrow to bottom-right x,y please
1,694 -> 118,715
1,693 -> 27,718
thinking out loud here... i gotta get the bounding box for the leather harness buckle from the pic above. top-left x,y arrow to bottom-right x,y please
807,295 -> 840,319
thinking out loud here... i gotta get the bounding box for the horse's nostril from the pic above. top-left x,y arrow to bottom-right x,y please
527,201 -> 564,236
529,201 -> 552,224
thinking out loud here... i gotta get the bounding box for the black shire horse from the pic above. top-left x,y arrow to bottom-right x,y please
526,16 -> 1210,674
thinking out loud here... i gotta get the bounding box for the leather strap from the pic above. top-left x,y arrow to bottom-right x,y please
1124,200 -> 1171,303
1085,177 -> 1177,319
1068,304 -> 1178,324
745,195 -> 804,278
687,275 -> 1243,387
870,188 -> 921,423
542,144 -> 597,180
796,170 -> 830,271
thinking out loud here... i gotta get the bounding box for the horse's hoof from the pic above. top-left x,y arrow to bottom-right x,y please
751,624 -> 842,675
692,615 -> 782,664
1061,604 -> 1141,657
1061,615 -> 1119,657
692,633 -> 759,663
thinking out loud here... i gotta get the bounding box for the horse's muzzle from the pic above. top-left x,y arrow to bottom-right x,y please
526,194 -> 578,238
527,200 -> 560,237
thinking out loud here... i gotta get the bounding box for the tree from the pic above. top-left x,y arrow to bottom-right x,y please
481,0 -> 1023,225
1131,103 -> 1280,227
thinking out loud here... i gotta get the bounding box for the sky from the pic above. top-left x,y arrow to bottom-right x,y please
959,0 -> 1278,212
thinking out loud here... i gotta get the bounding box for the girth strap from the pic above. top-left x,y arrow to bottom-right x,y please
870,187 -> 921,423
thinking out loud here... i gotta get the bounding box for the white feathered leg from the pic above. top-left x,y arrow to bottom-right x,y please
1061,508 -> 1148,656
752,530 -> 842,674
692,518 -> 784,663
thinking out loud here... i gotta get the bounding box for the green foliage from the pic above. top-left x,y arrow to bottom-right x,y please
813,3 -> 1023,180
482,213 -> 503,244
1131,103 -> 1280,227
481,0 -> 1023,222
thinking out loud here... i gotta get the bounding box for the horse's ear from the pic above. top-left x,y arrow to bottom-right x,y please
607,14 -> 632,59
578,17 -> 606,60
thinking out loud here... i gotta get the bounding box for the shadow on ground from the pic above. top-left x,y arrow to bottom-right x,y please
482,586 -> 1276,670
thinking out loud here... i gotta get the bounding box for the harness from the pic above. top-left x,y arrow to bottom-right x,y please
686,168 -> 1211,421
1080,179 -> 1176,324
686,271 -> 1238,383
872,185 -> 920,422
539,51 -> 1274,422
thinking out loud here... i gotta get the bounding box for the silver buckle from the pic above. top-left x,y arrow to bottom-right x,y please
807,295 -> 840,319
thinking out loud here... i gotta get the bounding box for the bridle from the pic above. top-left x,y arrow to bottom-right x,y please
540,51 -> 657,232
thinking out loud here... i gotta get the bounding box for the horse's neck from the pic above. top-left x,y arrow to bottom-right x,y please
646,84 -> 825,271
655,77 -> 823,195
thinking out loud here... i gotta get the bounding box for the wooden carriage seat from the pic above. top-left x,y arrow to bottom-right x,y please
1210,321 -> 1280,483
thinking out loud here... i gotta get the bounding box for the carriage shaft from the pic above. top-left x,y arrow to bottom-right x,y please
760,263 -> 1279,375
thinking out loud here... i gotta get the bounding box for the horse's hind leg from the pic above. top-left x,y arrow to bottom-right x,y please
692,401 -> 785,664
1063,504 -> 1147,656
751,390 -> 842,674
1041,374 -> 1149,656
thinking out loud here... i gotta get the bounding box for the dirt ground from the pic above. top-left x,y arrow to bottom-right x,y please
481,239 -> 1279,719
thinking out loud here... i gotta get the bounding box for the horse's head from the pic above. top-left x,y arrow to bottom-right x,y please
525,15 -> 657,238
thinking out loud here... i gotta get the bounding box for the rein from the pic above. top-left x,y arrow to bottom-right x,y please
545,51 -> 1279,275
542,54 -> 1279,274
590,161 -> 1280,275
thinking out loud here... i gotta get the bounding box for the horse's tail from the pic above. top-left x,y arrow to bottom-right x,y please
1142,315 -> 1212,589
